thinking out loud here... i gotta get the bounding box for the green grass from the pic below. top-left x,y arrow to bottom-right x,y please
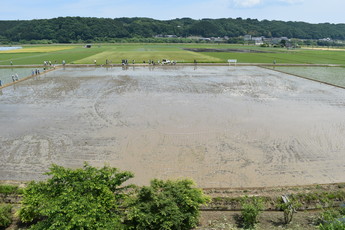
0,184 -> 23,195
201,49 -> 345,64
1,43 -> 345,65
74,44 -> 222,64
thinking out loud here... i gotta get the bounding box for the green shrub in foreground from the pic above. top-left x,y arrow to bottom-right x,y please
0,203 -> 12,227
319,220 -> 345,230
19,163 -> 134,229
18,164 -> 209,230
241,196 -> 264,229
277,197 -> 301,224
318,206 -> 345,230
124,179 -> 210,230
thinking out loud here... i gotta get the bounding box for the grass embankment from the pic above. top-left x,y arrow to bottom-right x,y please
1,44 -> 345,65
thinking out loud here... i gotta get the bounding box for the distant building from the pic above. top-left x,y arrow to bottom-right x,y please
199,37 -> 211,41
243,35 -> 265,45
262,37 -> 290,45
243,35 -> 252,41
211,37 -> 226,42
154,34 -> 177,38
319,37 -> 332,41
252,37 -> 264,45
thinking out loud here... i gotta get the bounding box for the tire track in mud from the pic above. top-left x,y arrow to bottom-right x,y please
0,132 -> 120,181
0,135 -> 54,180
153,129 -> 261,187
91,75 -> 140,127
254,122 -> 345,185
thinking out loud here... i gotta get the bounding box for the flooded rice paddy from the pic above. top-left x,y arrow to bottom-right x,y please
270,66 -> 345,88
0,68 -> 44,85
0,66 -> 344,188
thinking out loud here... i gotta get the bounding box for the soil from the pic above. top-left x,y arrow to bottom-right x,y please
0,66 -> 344,189
197,210 -> 321,229
198,183 -> 345,229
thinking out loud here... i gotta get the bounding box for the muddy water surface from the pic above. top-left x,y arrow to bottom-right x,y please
0,66 -> 344,188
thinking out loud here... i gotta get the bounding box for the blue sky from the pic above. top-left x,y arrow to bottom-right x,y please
1,0 -> 344,24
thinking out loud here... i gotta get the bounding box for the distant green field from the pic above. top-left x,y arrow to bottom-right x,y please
1,44 -> 345,65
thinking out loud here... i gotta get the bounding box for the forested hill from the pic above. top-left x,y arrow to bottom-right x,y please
0,17 -> 345,43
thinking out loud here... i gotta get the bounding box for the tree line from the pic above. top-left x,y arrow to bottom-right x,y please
1,17 -> 345,44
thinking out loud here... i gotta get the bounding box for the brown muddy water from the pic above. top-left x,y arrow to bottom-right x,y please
0,66 -> 344,188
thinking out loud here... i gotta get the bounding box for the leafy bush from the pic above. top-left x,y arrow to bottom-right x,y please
318,206 -> 345,230
19,163 -> 134,229
241,196 -> 264,229
339,206 -> 345,216
124,179 -> 210,230
18,164 -> 209,230
277,196 -> 301,224
319,220 -> 345,230
0,204 -> 12,227
319,209 -> 341,223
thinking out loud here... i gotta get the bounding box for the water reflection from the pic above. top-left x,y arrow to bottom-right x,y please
0,68 -> 44,85
0,46 -> 22,51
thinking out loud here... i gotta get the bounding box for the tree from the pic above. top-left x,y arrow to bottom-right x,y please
124,179 -> 210,230
19,163 -> 134,230
2,17 -> 345,43
280,39 -> 287,47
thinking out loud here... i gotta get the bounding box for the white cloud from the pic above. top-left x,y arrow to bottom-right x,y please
229,0 -> 304,8
279,0 -> 304,3
231,0 -> 262,8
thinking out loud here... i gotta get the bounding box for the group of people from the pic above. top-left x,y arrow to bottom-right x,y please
0,74 -> 19,87
2,69 -> 41,87
12,74 -> 19,82
44,60 -> 59,66
32,69 -> 41,75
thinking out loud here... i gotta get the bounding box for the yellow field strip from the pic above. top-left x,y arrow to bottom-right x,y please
0,46 -> 76,53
